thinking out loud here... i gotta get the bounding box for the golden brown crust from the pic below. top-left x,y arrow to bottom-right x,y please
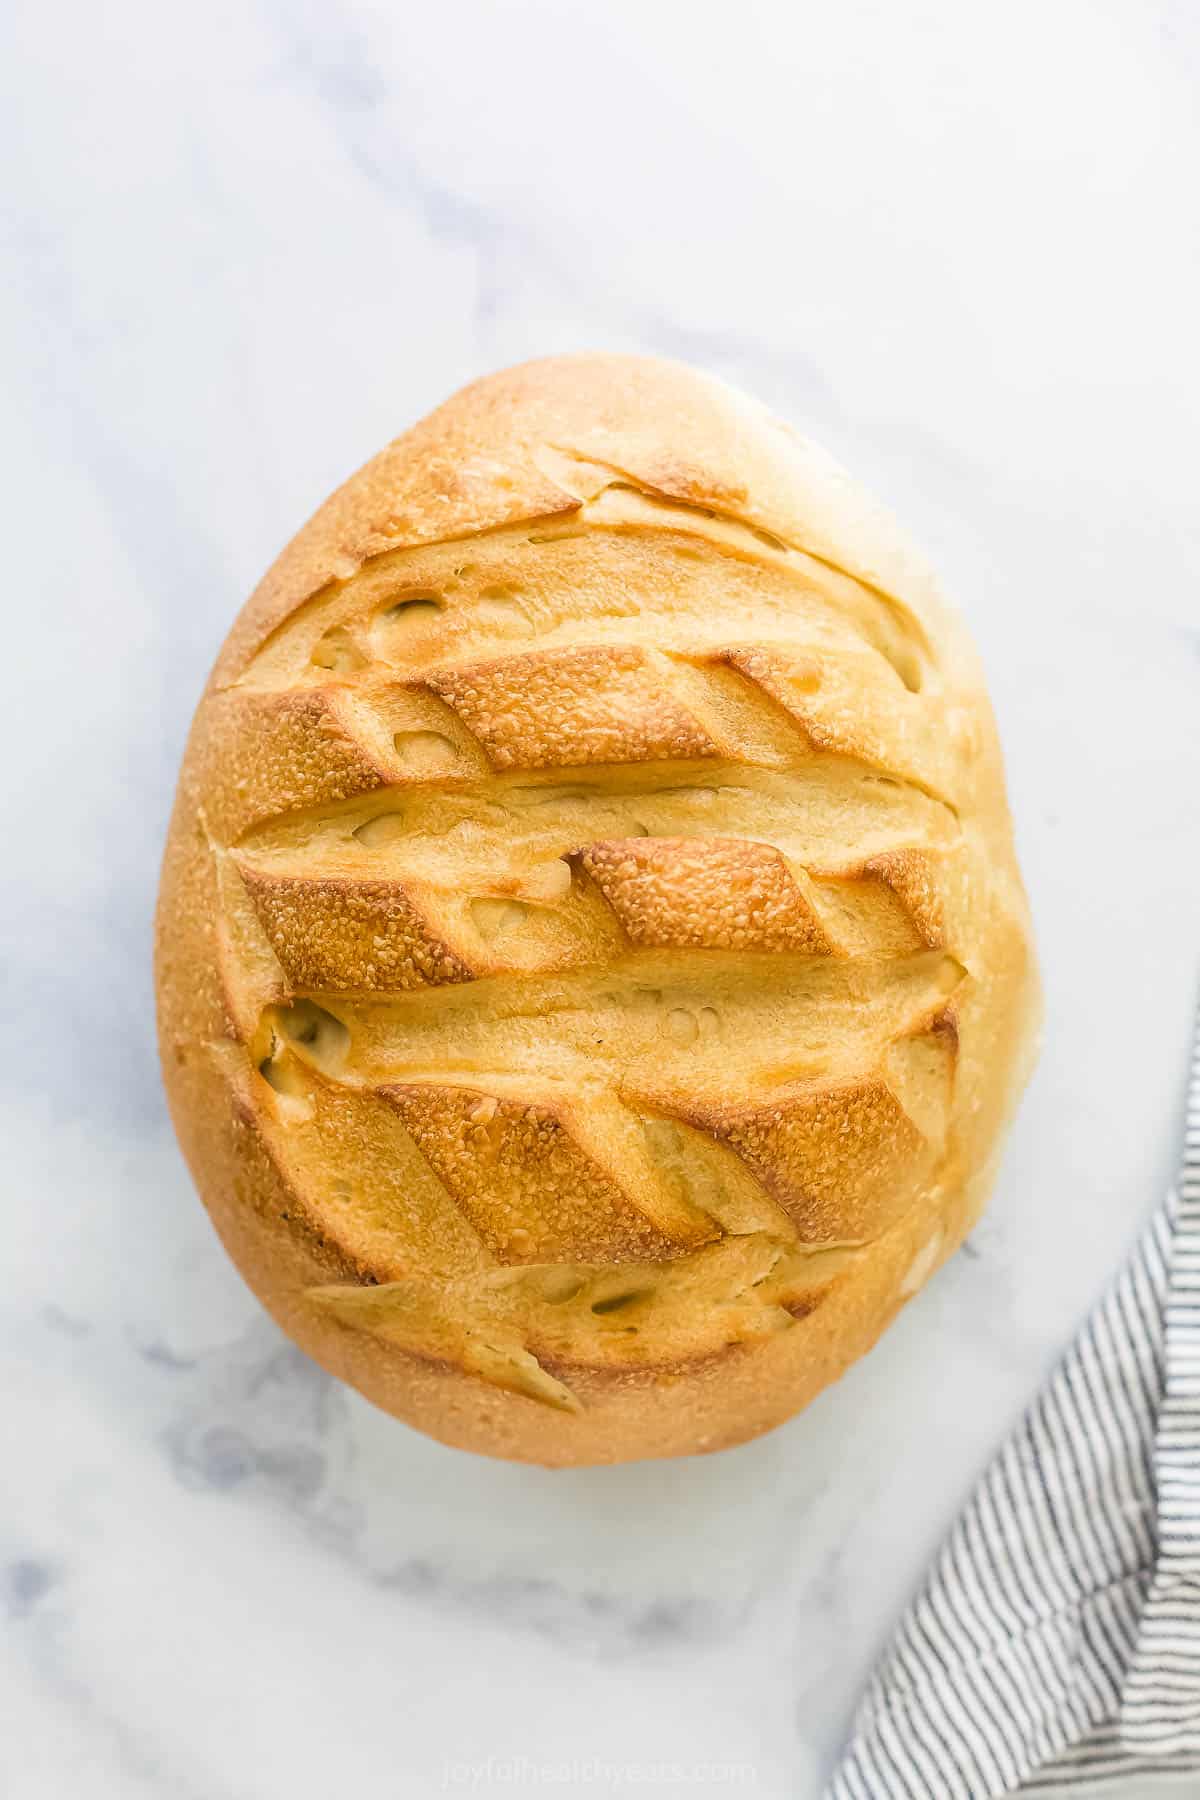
427,645 -> 722,771
155,353 -> 1040,1465
235,864 -> 472,993
579,836 -> 835,954
379,1083 -> 714,1267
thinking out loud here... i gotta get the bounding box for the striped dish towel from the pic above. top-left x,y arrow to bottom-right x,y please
828,1009 -> 1200,1798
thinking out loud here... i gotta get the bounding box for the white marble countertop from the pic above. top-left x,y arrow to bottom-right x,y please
3,3 -> 1198,1795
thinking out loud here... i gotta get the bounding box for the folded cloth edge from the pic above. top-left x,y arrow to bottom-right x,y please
826,1006 -> 1200,1799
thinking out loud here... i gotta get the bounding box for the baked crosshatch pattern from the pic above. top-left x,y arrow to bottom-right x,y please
156,355 -> 1039,1465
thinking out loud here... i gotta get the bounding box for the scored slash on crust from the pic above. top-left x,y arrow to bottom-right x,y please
230,836 -> 955,992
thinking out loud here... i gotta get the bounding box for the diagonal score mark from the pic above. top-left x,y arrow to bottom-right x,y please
229,491 -> 931,701
229,820 -> 963,994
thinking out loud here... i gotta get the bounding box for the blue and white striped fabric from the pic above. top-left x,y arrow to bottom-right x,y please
828,1010 -> 1200,1798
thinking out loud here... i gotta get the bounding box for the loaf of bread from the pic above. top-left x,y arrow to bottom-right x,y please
155,354 -> 1039,1465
